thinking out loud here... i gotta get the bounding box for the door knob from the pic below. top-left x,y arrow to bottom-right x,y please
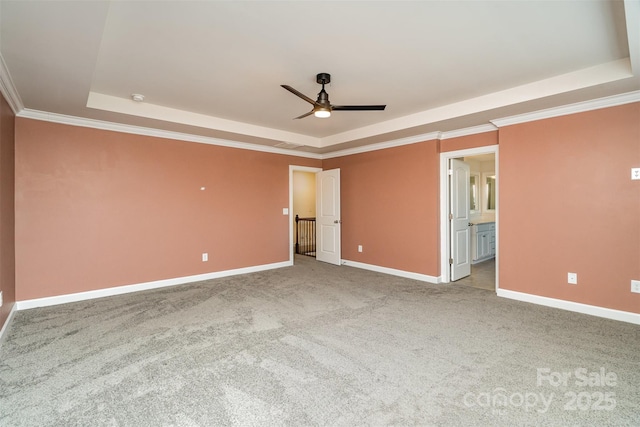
334,220 -> 342,224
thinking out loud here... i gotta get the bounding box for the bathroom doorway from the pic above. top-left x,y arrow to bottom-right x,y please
440,146 -> 498,291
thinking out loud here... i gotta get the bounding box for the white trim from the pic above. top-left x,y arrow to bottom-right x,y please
491,90 -> 640,128
87,92 -> 321,149
289,165 -> 322,263
16,261 -> 291,311
0,53 -> 24,114
12,92 -> 640,160
342,259 -> 441,284
321,132 -> 440,159
497,289 -> 640,325
0,304 -> 18,346
17,109 -> 322,160
440,145 -> 499,285
438,124 -> 498,140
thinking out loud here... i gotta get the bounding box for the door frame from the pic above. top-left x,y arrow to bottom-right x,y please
289,165 -> 323,264
439,145 -> 499,285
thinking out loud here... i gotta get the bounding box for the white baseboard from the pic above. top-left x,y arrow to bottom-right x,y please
497,289 -> 640,325
0,303 -> 18,346
16,260 -> 292,311
342,259 -> 440,284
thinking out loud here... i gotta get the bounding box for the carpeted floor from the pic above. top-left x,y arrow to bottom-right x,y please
1,255 -> 638,426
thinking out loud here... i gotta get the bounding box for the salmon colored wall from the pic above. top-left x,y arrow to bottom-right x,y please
0,93 -> 16,329
323,141 -> 440,276
12,103 -> 639,317
440,131 -> 498,152
499,103 -> 640,313
15,118 -> 320,301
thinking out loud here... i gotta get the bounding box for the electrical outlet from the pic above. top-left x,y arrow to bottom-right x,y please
632,280 -> 640,294
358,245 -> 363,253
568,272 -> 578,285
202,253 -> 208,262
632,168 -> 640,180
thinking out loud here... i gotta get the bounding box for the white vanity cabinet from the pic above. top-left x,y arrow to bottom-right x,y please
471,222 -> 495,263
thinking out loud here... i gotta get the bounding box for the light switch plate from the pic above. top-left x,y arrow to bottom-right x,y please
568,272 -> 578,285
283,208 -> 289,215
632,280 -> 640,294
632,168 -> 640,180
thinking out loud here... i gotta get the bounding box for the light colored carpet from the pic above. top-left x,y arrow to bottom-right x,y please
1,255 -> 638,426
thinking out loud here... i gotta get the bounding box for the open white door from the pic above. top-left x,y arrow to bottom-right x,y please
316,169 -> 341,265
450,159 -> 471,281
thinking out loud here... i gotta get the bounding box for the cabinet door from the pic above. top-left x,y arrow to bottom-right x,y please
483,233 -> 492,258
489,231 -> 496,256
477,233 -> 485,259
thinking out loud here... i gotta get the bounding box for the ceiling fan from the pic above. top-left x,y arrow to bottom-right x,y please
281,73 -> 386,119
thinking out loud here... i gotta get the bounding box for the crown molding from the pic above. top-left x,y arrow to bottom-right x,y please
0,53 -> 24,114
490,90 -> 640,128
17,109 -> 323,159
321,131 -> 440,159
15,89 -> 640,160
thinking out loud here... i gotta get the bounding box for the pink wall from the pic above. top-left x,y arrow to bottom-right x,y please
11,102 -> 640,317
15,119 -> 320,300
499,103 -> 640,313
0,92 -> 16,330
323,141 -> 441,276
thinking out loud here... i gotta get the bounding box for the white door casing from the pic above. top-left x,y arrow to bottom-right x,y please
450,159 -> 471,281
316,169 -> 341,265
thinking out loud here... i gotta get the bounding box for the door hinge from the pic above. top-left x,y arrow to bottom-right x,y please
449,213 -> 453,221
448,169 -> 453,176
449,258 -> 453,265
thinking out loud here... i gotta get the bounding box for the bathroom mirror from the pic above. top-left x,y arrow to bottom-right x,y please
469,173 -> 480,214
483,172 -> 496,212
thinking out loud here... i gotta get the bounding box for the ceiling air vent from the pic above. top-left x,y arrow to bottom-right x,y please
274,142 -> 303,150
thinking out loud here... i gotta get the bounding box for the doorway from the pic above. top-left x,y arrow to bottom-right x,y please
289,166 -> 342,266
440,146 -> 499,290
289,166 -> 321,264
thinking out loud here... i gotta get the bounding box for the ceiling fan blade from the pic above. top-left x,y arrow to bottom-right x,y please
332,105 -> 386,111
281,85 -> 316,105
294,110 -> 314,119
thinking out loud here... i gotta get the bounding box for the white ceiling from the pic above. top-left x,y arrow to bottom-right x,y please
1,1 -> 638,155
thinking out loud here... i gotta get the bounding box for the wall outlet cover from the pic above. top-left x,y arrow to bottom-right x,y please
632,280 -> 640,294
568,272 -> 578,284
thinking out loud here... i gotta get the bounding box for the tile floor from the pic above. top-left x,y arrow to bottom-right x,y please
456,258 -> 495,291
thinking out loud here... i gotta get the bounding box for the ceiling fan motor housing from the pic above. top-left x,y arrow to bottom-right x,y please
316,73 -> 331,85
